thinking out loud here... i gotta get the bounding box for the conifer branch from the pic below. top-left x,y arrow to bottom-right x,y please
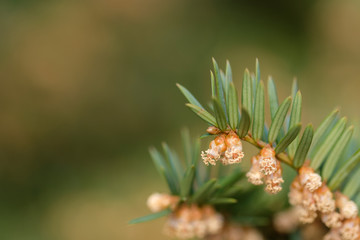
132,58 -> 360,240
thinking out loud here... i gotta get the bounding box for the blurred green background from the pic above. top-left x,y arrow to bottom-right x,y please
0,0 -> 360,239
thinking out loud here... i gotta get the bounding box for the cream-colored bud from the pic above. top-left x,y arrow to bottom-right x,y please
264,165 -> 283,194
302,189 -> 317,212
201,140 -> 221,166
321,212 -> 343,228
340,218 -> 360,240
341,201 -> 358,219
147,193 -> 164,212
201,135 -> 229,166
336,193 -> 359,219
258,147 -> 277,175
206,214 -> 224,234
259,157 -> 277,175
224,145 -> 244,164
299,166 -> 322,192
295,205 -> 317,224
314,185 -> 335,213
246,155 -> 264,185
302,173 -> 322,192
147,193 -> 179,212
246,171 -> 264,185
201,150 -> 218,166
264,176 -> 284,194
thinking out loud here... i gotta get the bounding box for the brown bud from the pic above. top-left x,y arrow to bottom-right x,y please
206,126 -> 221,135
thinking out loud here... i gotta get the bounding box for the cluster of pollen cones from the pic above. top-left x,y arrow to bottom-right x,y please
289,165 -> 359,240
202,128 -> 285,195
146,128 -> 360,240
201,130 -> 244,166
246,146 -> 284,194
147,193 -> 224,239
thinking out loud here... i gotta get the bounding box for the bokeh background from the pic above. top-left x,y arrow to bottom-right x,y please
0,0 -> 360,239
